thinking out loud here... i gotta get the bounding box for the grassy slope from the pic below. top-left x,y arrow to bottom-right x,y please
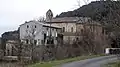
106,61 -> 120,67
29,55 -> 105,67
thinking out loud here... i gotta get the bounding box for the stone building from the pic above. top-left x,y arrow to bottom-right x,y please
5,40 -> 18,56
46,10 -> 106,44
20,20 -> 62,45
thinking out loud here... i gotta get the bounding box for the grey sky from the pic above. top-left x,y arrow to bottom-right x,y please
0,0 -> 95,36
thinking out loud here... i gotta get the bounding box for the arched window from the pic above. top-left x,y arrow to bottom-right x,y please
71,27 -> 73,32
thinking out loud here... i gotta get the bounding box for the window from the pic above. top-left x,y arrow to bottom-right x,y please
51,39 -> 54,44
35,25 -> 37,28
47,40 -> 50,44
102,28 -> 104,34
46,28 -> 48,30
34,40 -> 37,45
62,27 -> 65,32
81,29 -> 83,34
26,39 -> 29,44
27,25 -> 29,28
71,27 -> 73,32
46,39 -> 54,44
76,37 -> 79,41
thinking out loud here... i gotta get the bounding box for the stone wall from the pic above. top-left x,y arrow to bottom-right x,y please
51,23 -> 76,32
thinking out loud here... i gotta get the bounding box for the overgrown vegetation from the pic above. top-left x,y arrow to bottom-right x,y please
29,55 -> 104,67
106,61 -> 120,67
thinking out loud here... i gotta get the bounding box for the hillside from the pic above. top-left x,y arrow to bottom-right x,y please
57,1 -> 120,21
1,30 -> 19,40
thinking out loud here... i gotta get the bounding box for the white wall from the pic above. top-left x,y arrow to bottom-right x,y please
20,21 -> 60,45
20,21 -> 44,45
20,21 -> 43,40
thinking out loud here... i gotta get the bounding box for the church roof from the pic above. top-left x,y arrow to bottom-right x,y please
47,17 -> 91,23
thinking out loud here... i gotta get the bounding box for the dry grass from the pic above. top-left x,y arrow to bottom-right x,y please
106,61 -> 120,67
29,55 -> 105,67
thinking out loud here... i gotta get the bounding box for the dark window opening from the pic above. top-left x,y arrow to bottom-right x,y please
35,25 -> 37,28
47,40 -> 50,44
102,28 -> 104,34
81,29 -> 83,34
44,34 -> 46,43
76,37 -> 79,41
26,39 -> 29,44
51,39 -> 54,44
34,40 -> 37,45
71,27 -> 73,32
47,39 -> 54,44
62,27 -> 65,32
27,25 -> 29,28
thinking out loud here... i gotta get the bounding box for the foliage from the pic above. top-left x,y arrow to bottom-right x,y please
29,55 -> 104,67
106,61 -> 120,67
57,1 -> 120,21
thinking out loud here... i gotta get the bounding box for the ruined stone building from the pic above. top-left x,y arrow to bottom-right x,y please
46,10 -> 106,45
5,40 -> 18,56
20,20 -> 62,45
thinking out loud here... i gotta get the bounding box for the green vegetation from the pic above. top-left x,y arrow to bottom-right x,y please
29,55 -> 105,67
106,61 -> 120,67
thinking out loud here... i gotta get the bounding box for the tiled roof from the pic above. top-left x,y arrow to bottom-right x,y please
20,20 -> 61,29
47,17 -> 91,23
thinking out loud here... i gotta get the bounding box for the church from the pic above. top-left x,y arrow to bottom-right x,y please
46,9 -> 106,45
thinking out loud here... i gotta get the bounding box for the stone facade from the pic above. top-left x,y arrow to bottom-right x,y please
20,20 -> 62,45
46,16 -> 105,44
5,40 -> 18,56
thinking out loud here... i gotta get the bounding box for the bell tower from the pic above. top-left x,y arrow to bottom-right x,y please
46,9 -> 53,22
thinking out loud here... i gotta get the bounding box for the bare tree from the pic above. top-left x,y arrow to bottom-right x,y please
76,0 -> 81,7
34,16 -> 46,22
83,0 -> 90,5
17,23 -> 43,66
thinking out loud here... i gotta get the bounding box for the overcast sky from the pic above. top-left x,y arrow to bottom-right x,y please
0,0 -> 96,36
